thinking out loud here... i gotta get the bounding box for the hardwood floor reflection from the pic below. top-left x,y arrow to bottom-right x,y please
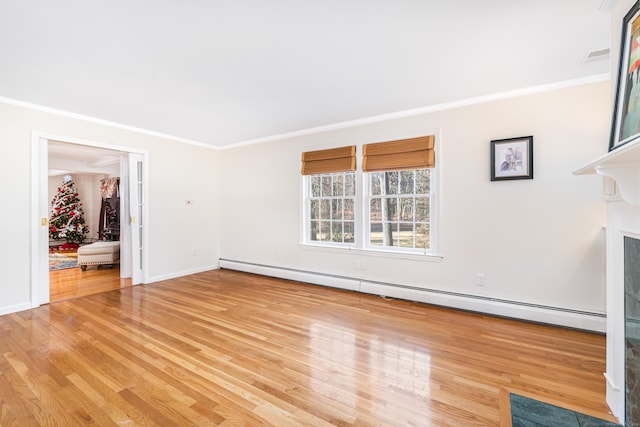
3,269 -> 615,426
49,264 -> 132,303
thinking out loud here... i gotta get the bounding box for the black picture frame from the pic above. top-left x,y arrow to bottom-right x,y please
490,136 -> 533,181
610,0 -> 640,151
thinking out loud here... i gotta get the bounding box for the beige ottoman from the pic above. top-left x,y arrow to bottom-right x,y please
77,241 -> 120,271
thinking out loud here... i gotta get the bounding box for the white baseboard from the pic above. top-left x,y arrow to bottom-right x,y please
605,372 -> 623,422
219,260 -> 360,291
146,263 -> 220,284
219,259 -> 606,333
0,302 -> 33,316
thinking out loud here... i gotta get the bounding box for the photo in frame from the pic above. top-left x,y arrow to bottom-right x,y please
610,0 -> 640,151
490,136 -> 533,181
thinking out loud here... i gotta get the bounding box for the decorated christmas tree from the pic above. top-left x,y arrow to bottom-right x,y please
49,175 -> 89,247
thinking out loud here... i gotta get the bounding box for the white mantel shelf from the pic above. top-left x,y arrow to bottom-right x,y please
574,138 -> 640,206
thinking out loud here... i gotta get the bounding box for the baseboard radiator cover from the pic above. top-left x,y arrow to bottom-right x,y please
219,259 -> 605,333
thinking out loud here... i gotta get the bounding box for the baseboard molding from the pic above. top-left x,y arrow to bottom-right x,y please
146,263 -> 220,284
0,302 -> 33,316
219,259 -> 606,333
605,372 -> 623,422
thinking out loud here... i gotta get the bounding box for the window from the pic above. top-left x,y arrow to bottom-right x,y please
301,135 -> 436,255
367,169 -> 431,251
307,172 -> 356,244
301,145 -> 357,246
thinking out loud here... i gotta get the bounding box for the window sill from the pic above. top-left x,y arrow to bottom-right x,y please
299,243 -> 443,262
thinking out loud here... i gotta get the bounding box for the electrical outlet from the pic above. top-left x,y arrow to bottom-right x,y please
476,273 -> 485,286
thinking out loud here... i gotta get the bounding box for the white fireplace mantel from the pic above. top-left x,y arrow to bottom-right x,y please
575,138 -> 640,206
574,138 -> 640,424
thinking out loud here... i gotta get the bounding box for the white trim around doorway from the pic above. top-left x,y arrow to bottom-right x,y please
31,131 -> 150,308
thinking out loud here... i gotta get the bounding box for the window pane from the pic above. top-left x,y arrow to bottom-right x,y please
320,200 -> 330,219
382,222 -> 398,246
311,176 -> 321,197
344,173 -> 355,196
416,169 -> 430,194
322,176 -> 332,197
400,170 -> 415,194
331,221 -> 343,242
416,197 -> 429,222
399,197 -> 414,221
332,174 -> 344,196
385,171 -> 399,195
399,223 -> 415,248
331,199 -> 343,220
384,198 -> 398,221
416,224 -> 430,249
370,172 -> 382,195
370,222 -> 383,246
319,221 -> 330,241
310,200 -> 319,220
344,221 -> 354,243
344,199 -> 354,220
310,221 -> 319,241
370,198 -> 382,221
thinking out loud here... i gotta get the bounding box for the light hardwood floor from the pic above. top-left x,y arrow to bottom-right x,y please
1,270 -> 616,426
49,264 -> 131,303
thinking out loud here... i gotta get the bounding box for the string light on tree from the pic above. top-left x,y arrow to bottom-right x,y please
49,175 -> 89,249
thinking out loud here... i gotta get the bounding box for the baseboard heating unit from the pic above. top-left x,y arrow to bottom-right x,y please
218,259 -> 605,333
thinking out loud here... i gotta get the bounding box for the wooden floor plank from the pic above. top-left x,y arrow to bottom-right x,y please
49,264 -> 130,303
0,269 -> 617,426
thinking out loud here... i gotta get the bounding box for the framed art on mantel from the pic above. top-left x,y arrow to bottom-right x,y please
490,136 -> 533,181
611,0 -> 640,151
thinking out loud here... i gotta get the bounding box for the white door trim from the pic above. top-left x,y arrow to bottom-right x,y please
31,131 -> 150,307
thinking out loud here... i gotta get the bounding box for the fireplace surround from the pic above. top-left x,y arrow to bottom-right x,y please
576,138 -> 640,424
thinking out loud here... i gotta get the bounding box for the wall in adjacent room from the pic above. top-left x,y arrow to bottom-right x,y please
219,80 -> 609,320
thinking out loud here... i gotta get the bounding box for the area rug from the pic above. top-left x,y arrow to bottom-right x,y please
510,393 -> 619,426
49,253 -> 78,271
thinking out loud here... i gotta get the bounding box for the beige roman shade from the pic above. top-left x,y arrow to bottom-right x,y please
301,145 -> 356,175
362,135 -> 435,172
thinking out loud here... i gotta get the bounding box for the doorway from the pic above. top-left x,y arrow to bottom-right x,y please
31,132 -> 149,306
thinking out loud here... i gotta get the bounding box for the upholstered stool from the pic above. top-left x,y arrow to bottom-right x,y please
77,241 -> 120,271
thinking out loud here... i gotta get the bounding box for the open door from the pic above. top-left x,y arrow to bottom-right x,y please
127,153 -> 145,285
32,135 -> 50,306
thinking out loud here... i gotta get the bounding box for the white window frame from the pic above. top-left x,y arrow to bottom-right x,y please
363,168 -> 436,256
302,171 -> 357,248
301,132 -> 442,259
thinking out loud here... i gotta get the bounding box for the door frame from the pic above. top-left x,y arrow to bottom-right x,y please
31,131 -> 149,307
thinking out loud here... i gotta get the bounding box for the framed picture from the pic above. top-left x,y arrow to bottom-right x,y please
490,136 -> 533,181
610,0 -> 640,151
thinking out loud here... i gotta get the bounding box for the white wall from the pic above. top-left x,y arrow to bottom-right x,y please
0,102 -> 221,314
219,81 -> 610,318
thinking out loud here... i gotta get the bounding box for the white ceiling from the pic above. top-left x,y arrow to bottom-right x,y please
0,1 -> 611,149
48,140 -> 121,177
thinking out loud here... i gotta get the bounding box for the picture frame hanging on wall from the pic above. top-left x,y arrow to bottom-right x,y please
490,136 -> 533,181
610,0 -> 640,151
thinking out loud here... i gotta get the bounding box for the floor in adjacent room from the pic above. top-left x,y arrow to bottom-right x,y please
49,253 -> 131,302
